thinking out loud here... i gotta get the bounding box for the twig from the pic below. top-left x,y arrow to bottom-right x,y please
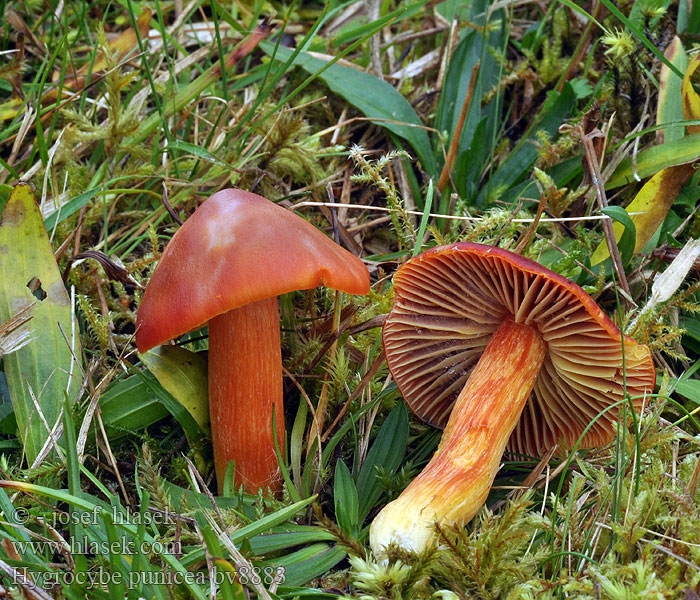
322,348 -> 385,442
0,557 -> 54,600
437,62 -> 480,194
27,379 -> 66,469
578,124 -> 632,303
162,182 -> 184,226
295,306 -> 360,375
305,290 -> 343,461
555,0 -> 601,92
367,0 -> 383,77
514,194 -> 547,254
515,444 -> 558,496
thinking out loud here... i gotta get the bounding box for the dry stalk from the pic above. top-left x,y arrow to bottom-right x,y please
578,123 -> 632,304
514,194 -> 547,254
438,62 -> 481,195
322,348 -> 386,442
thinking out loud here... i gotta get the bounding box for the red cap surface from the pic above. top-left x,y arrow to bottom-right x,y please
383,242 -> 656,457
136,189 -> 370,352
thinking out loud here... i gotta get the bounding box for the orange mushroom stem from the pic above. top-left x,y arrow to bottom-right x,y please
370,319 -> 545,554
208,298 -> 284,492
135,188 -> 370,496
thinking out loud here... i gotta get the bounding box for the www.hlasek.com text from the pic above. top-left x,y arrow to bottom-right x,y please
12,536 -> 179,556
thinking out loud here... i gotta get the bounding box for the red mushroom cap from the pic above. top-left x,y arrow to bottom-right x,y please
136,189 -> 370,352
383,242 -> 656,457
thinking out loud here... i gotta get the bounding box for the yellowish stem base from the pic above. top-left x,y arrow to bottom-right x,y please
370,319 -> 545,556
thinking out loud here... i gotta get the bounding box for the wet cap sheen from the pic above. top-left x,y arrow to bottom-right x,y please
136,189 -> 370,352
382,242 -> 656,457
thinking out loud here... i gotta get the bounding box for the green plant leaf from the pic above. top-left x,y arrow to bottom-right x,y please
248,526 -> 336,555
0,481 -> 208,600
435,32 -> 489,151
434,26 -> 504,196
131,366 -> 202,444
334,459 -> 359,536
673,378 -> 700,405
600,206 -> 636,267
99,373 -> 168,431
161,479 -> 246,512
229,497 -> 317,545
689,0 -> 700,34
591,164 -> 695,265
179,496 -> 318,570
454,116 -> 489,199
600,0 -> 683,79
43,187 -> 99,231
413,179 -> 433,256
270,544 -> 346,587
657,36 -> 687,144
194,512 -> 237,600
681,317 -> 700,345
139,346 -> 209,433
477,84 -> 576,206
0,183 -> 82,463
263,44 -> 437,176
682,54 -> 700,134
356,402 -> 409,521
168,140 -> 235,171
607,132 -> 700,188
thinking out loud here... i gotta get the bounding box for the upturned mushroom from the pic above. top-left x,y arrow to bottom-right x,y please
370,242 -> 656,556
136,189 -> 370,494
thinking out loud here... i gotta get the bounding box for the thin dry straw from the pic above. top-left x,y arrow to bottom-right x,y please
292,200 -> 644,223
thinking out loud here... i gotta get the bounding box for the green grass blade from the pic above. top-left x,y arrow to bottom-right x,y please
248,527 -> 336,555
271,544 -> 346,587
356,402 -> 409,521
139,346 -> 209,434
413,180 -> 433,256
131,366 -> 202,442
99,373 -> 169,432
607,132 -> 700,188
334,460 -> 359,536
179,496 -> 318,569
0,482 -> 208,600
600,206 -> 637,267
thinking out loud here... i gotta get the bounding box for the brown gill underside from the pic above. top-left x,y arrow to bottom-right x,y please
383,246 -> 656,457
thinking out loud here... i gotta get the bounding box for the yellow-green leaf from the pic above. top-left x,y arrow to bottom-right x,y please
607,132 -> 700,189
591,164 -> 695,265
0,97 -> 25,121
0,183 -> 81,463
211,559 -> 247,599
682,54 -> 700,134
139,345 -> 209,433
657,36 -> 687,144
